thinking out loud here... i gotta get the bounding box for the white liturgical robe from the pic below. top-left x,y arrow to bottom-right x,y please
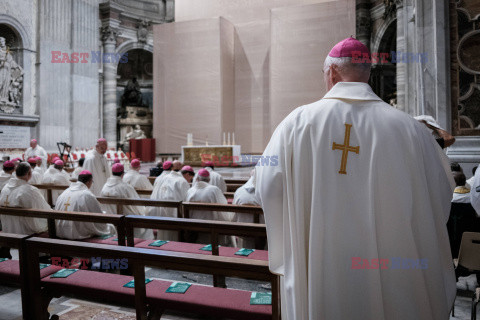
82,149 -> 111,196
149,171 -> 190,240
471,167 -> 480,216
193,168 -> 226,192
232,177 -> 264,248
43,167 -> 70,205
101,176 -> 153,239
55,182 -> 113,239
153,170 -> 171,188
0,178 -> 49,234
29,169 -> 43,185
33,165 -> 45,176
0,171 -> 13,191
25,145 -> 48,170
71,166 -> 83,180
256,82 -> 456,320
123,169 -> 153,197
451,186 -> 471,204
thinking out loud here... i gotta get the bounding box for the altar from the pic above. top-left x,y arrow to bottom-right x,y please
182,145 -> 241,167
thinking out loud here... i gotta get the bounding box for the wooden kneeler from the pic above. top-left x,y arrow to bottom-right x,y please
23,237 -> 281,320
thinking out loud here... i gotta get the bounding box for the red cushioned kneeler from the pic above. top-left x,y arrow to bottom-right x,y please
0,260 -> 61,284
135,241 -> 269,261
41,270 -> 136,306
81,236 -> 144,246
146,280 -> 272,320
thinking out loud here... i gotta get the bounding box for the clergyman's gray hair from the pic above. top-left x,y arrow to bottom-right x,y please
197,176 -> 210,183
324,56 -> 371,75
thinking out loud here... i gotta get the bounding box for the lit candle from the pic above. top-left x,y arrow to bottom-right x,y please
227,132 -> 231,145
232,132 -> 235,145
223,132 -> 226,145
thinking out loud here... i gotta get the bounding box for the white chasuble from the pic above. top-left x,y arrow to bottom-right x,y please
148,171 -> 190,240
0,178 -> 49,234
101,176 -> 153,239
55,182 -> 113,239
82,149 -> 111,196
256,82 -> 456,320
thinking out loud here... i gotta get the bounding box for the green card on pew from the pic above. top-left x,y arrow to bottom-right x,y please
166,282 -> 191,294
235,248 -> 255,256
200,244 -> 221,251
0,258 -> 8,263
39,263 -> 50,270
113,236 -> 128,241
94,234 -> 112,240
51,269 -> 79,278
250,292 -> 272,305
148,240 -> 169,247
123,279 -> 152,288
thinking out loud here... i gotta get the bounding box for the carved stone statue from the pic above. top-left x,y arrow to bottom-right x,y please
124,125 -> 147,143
0,37 -> 23,112
121,77 -> 143,107
137,20 -> 150,44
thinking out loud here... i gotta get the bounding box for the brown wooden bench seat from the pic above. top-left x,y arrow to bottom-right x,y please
0,259 -> 60,284
24,237 -> 279,320
134,240 -> 269,261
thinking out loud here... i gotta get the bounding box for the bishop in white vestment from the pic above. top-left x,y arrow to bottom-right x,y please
55,170 -> 113,239
193,161 -> 227,192
0,161 -> 15,191
123,159 -> 153,193
153,161 -> 172,188
24,139 -> 48,170
27,158 -> 43,185
101,164 -> 153,239
186,169 -> 234,245
255,37 -> 456,320
148,169 -> 190,240
0,163 -> 49,234
82,138 -> 111,196
43,160 -> 70,205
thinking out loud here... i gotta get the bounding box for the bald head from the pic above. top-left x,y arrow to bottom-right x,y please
172,160 -> 183,172
96,139 -> 108,155
323,56 -> 371,91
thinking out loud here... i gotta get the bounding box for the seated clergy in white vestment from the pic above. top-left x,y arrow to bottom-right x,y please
27,157 -> 43,185
153,161 -> 173,188
0,160 -> 15,191
148,163 -> 190,241
255,37 -> 457,320
43,160 -> 71,205
0,163 -> 49,234
101,163 -> 153,239
193,161 -> 226,192
24,139 -> 48,171
186,169 -> 234,246
55,170 -> 114,240
123,159 -> 153,195
232,171 -> 264,249
452,171 -> 471,204
82,138 -> 111,196
71,157 -> 85,180
34,156 -> 45,175
181,165 -> 195,183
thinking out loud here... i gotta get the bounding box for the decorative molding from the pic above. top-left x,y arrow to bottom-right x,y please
371,3 -> 386,21
0,113 -> 38,126
101,25 -> 121,44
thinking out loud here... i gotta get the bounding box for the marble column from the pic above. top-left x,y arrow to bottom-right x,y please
356,0 -> 371,48
101,25 -> 119,148
396,0 -> 406,112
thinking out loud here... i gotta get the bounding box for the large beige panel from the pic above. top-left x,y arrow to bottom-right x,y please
269,0 -> 355,130
153,18 -> 235,153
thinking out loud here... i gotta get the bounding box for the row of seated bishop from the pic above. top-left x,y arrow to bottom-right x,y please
0,200 -> 278,319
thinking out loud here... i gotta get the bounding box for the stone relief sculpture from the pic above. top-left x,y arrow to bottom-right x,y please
137,19 -> 150,44
124,124 -> 147,143
121,77 -> 143,107
0,37 -> 23,113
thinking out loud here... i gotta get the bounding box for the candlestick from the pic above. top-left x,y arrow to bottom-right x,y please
223,132 -> 226,146
232,132 -> 235,145
227,132 -> 231,146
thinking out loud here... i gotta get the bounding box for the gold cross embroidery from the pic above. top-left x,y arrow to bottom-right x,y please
332,123 -> 360,175
64,197 -> 71,211
3,195 -> 9,207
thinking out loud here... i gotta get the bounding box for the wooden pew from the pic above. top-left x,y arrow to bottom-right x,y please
183,202 -> 264,223
0,207 -> 126,246
225,178 -> 249,185
227,183 -> 243,192
97,197 -> 182,217
33,184 -> 234,204
0,233 -> 61,318
24,237 -> 280,320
